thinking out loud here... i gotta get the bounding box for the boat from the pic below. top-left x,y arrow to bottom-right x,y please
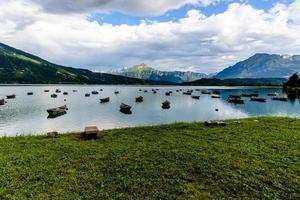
47,105 -> 67,117
228,97 -> 244,104
250,98 -> 266,103
55,89 -> 61,93
165,92 -> 171,96
63,92 -> 68,95
136,96 -> 143,103
51,94 -> 57,98
272,97 -> 288,102
268,93 -> 277,97
144,90 -> 148,93
72,90 -> 78,92
92,91 -> 99,95
27,92 -> 33,95
201,90 -> 211,95
242,94 -> 253,97
44,90 -> 50,92
85,93 -> 90,97
99,89 -> 103,91
162,100 -> 171,109
211,95 -> 221,98
213,91 -> 221,95
229,95 -> 242,99
120,103 -> 132,114
0,99 -> 5,105
153,91 -> 157,94
192,95 -> 200,100
6,94 -> 16,99
114,91 -> 119,95
100,97 -> 110,103
183,90 -> 193,95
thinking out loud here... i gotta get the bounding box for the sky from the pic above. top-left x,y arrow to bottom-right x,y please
0,0 -> 300,73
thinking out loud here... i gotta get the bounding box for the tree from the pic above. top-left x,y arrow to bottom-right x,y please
286,73 -> 299,87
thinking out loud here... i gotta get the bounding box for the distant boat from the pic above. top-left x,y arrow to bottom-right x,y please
92,91 -> 99,95
0,99 -> 5,105
114,91 -> 119,95
162,100 -> 171,109
139,89 -> 142,91
250,98 -> 266,103
120,103 -> 132,114
85,93 -> 90,97
44,90 -> 50,92
229,95 -> 242,99
63,92 -> 68,95
201,90 -> 211,95
212,91 -> 221,95
55,89 -> 61,93
136,96 -> 143,103
183,90 -> 192,95
211,95 -> 221,99
100,97 -> 110,103
165,92 -> 171,96
72,90 -> 78,92
228,97 -> 244,104
51,94 -> 57,98
268,93 -> 277,97
99,89 -> 103,91
272,97 -> 288,102
242,94 -> 253,97
6,94 -> 16,99
27,92 -> 33,95
153,91 -> 157,94
47,105 -> 67,117
192,95 -> 200,100
144,90 -> 148,93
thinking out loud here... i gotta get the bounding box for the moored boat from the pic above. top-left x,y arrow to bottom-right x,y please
192,95 -> 200,100
201,90 -> 211,95
44,90 -> 50,92
85,93 -> 90,97
55,89 -> 61,93
268,93 -> 277,97
73,90 -> 78,92
27,92 -> 33,95
92,91 -> 99,95
0,99 -> 5,105
114,91 -> 119,95
250,98 -> 266,103
47,105 -> 67,117
136,96 -> 143,103
228,97 -> 244,104
63,92 -> 68,95
6,94 -> 16,99
51,94 -> 57,98
120,103 -> 132,114
165,92 -> 171,96
272,97 -> 288,102
100,97 -> 110,103
229,95 -> 242,99
183,90 -> 193,95
162,100 -> 171,109
212,91 -> 221,95
211,95 -> 221,99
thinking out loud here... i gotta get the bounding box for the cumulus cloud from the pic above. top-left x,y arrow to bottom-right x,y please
1,0 -> 300,73
28,0 -> 219,16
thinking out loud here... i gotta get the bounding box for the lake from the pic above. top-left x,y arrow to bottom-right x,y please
0,85 -> 298,136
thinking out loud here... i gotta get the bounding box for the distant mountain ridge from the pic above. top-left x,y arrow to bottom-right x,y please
0,43 -> 160,84
215,53 -> 300,79
108,64 -> 208,83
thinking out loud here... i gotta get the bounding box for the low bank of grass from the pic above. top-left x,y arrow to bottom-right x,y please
0,117 -> 299,199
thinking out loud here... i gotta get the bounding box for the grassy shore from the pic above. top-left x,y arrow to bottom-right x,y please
0,117 -> 299,199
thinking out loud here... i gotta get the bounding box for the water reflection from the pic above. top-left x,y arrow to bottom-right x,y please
0,85 -> 299,136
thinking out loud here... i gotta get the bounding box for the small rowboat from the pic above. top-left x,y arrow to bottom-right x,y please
153,91 -> 157,94
268,93 -> 277,97
72,90 -> 78,92
162,100 -> 171,109
229,95 -> 242,99
55,89 -> 61,93
0,99 -> 5,105
201,90 -> 211,95
63,92 -> 68,95
47,105 -> 67,116
165,92 -> 171,96
213,91 -> 220,95
114,91 -> 119,95
211,95 -> 220,99
51,94 -> 57,98
44,90 -> 50,92
100,97 -> 110,103
92,91 -> 99,95
228,97 -> 244,104
85,93 -> 90,97
250,98 -> 266,103
27,92 -> 33,95
6,94 -> 16,99
144,90 -> 148,93
192,95 -> 200,100
136,96 -> 143,103
183,91 -> 192,95
120,103 -> 132,114
272,97 -> 288,102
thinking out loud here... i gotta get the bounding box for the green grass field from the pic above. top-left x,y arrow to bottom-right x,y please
0,117 -> 299,199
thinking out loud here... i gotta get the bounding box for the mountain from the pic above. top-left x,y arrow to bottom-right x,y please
215,53 -> 300,79
108,64 -> 208,83
0,43 -> 163,84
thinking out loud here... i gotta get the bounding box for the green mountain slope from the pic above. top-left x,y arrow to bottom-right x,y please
108,64 -> 208,83
215,53 -> 300,79
0,43 -> 158,84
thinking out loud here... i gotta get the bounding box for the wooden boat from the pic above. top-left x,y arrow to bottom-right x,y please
272,97 -> 288,102
6,94 -> 16,99
47,105 -> 67,116
250,98 -> 266,103
120,103 -> 132,114
51,94 -> 57,98
144,90 -> 148,93
100,97 -> 110,103
44,90 -> 50,92
114,91 -> 119,95
211,95 -> 221,99
213,91 -> 221,95
0,99 -> 5,105
228,97 -> 244,104
136,96 -> 143,103
165,92 -> 171,96
55,89 -> 61,93
85,93 -> 90,97
192,95 -> 200,100
162,100 -> 171,109
27,92 -> 33,95
153,91 -> 157,94
92,91 -> 99,95
268,93 -> 277,97
183,91 -> 193,95
229,95 -> 242,99
201,90 -> 211,95
63,92 -> 68,95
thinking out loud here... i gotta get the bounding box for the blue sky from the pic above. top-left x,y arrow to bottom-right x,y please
90,0 -> 295,25
1,0 -> 300,73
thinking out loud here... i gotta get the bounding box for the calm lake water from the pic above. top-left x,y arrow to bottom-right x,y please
0,85 -> 299,136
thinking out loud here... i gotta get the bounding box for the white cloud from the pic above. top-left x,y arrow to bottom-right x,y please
0,0 -> 300,73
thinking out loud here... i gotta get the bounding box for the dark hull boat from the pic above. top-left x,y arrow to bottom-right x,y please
272,97 -> 288,102
211,95 -> 220,99
0,99 -> 5,105
268,93 -> 277,97
114,91 -> 119,95
100,97 -> 110,103
44,90 -> 50,92
162,100 -> 171,109
27,92 -> 33,95
51,94 -> 57,98
92,91 -> 99,95
47,105 -> 67,118
55,89 -> 61,93
85,93 -> 90,97
120,103 -> 132,114
183,90 -> 193,95
136,96 -> 143,103
250,98 -> 266,103
192,95 -> 200,100
201,90 -> 211,95
213,91 -> 221,95
228,98 -> 244,104
73,90 -> 78,92
63,92 -> 68,95
229,95 -> 242,99
165,92 -> 171,96
6,94 -> 16,99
